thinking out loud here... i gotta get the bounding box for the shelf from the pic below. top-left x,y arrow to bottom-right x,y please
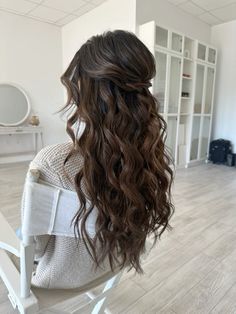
182,76 -> 192,80
184,57 -> 193,62
154,44 -> 183,56
155,44 -> 168,52
167,113 -> 178,116
180,113 -> 191,115
181,97 -> 191,100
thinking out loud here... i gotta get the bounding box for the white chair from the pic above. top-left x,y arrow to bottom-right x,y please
0,169 -> 123,314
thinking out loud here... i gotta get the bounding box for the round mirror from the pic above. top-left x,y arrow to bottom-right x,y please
0,83 -> 31,126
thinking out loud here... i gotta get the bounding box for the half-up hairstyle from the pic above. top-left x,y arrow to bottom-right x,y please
61,30 -> 174,273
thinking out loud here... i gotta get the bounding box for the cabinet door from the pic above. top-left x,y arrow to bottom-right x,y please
184,37 -> 194,60
171,32 -> 183,53
200,116 -> 211,159
194,64 -> 205,113
154,51 -> 168,113
208,48 -> 216,64
178,115 -> 191,166
168,56 -> 182,114
197,43 -> 206,61
156,26 -> 168,48
190,116 -> 201,160
166,116 -> 178,161
204,67 -> 215,114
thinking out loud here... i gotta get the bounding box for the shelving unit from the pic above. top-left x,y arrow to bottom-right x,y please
139,21 -> 217,168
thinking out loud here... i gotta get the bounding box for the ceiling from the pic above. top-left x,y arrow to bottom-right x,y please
1,0 -> 236,27
0,0 -> 107,27
167,0 -> 236,25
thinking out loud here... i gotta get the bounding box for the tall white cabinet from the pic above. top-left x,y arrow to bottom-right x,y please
139,21 -> 217,168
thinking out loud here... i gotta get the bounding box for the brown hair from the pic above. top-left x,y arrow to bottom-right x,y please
61,30 -> 174,273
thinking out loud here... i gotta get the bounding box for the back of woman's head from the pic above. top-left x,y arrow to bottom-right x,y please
61,30 -> 174,273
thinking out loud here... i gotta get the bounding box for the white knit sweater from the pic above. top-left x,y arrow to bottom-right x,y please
28,142 -> 115,289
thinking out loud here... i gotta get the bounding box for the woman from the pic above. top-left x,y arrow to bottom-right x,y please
28,30 -> 174,289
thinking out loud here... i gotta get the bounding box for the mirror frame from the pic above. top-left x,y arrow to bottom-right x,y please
0,82 -> 31,127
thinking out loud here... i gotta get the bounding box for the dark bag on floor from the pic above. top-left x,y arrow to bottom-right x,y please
209,139 -> 232,164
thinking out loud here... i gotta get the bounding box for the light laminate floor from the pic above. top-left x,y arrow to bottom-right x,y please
0,162 -> 236,313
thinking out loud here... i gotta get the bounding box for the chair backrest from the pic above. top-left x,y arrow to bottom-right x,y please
22,169 -> 97,238
0,169 -> 122,314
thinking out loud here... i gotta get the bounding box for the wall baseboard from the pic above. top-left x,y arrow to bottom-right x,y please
0,152 -> 35,165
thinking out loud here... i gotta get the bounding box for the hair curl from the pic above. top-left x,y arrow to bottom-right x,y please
61,30 -> 174,273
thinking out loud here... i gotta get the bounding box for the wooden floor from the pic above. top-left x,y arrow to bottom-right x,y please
1,162 -> 236,313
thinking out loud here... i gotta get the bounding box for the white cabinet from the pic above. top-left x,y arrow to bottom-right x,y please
139,21 -> 217,167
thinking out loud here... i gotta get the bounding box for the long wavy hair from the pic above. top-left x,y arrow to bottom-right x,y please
61,30 -> 174,273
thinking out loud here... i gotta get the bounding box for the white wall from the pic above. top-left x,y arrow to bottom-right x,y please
211,20 -> 236,152
62,0 -> 136,70
136,0 -> 211,43
0,11 -> 66,156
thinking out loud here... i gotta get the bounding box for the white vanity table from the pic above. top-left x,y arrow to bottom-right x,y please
0,82 -> 44,164
0,126 -> 44,164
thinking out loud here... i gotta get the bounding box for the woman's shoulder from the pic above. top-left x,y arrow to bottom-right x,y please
30,142 -> 83,173
32,142 -> 73,165
29,142 -> 83,189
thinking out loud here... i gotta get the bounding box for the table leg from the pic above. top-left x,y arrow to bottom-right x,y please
40,132 -> 44,149
33,133 -> 37,155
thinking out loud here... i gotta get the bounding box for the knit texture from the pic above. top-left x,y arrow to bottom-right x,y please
27,142 -> 114,289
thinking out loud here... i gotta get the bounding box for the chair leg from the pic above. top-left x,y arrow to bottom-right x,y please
20,240 -> 35,298
91,272 -> 123,314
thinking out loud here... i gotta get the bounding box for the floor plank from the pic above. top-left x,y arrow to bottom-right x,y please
168,249 -> 236,314
210,282 -> 236,314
